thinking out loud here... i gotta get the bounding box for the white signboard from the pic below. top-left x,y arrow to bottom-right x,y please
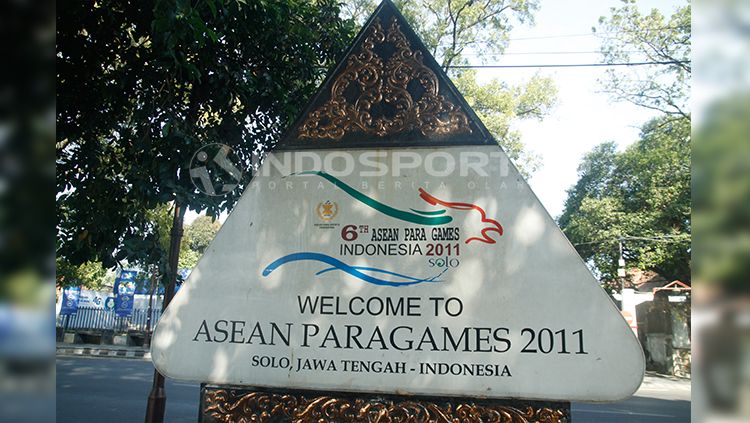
152,146 -> 644,402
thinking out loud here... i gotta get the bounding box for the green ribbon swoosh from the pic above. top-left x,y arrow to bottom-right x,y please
296,171 -> 452,226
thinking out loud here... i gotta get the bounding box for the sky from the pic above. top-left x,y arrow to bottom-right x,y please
186,0 -> 683,224
475,0 -> 683,218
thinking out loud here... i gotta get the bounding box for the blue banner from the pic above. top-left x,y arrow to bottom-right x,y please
60,287 -> 81,315
114,293 -> 134,317
114,270 -> 138,296
114,270 -> 137,317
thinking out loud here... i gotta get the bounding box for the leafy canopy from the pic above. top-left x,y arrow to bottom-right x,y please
393,0 -> 538,69
693,96 -> 750,293
56,0 -> 356,271
56,259 -> 109,290
453,69 -> 555,175
559,0 -> 692,289
179,215 -> 222,269
558,116 -> 691,288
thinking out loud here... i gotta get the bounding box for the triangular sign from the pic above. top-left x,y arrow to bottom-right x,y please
152,0 -> 644,402
277,0 -> 494,149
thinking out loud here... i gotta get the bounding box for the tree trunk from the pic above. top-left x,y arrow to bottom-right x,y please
145,202 -> 186,423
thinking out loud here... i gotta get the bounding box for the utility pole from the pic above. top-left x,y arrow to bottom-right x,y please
145,203 -> 186,423
617,239 -> 626,310
143,267 -> 157,349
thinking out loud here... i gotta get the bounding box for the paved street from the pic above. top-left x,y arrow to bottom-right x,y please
573,372 -> 691,422
57,356 -> 690,422
57,357 -> 200,422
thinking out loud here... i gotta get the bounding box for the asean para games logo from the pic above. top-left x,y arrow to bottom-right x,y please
316,200 -> 338,222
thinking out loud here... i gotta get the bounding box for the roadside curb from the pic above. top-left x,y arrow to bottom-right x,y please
644,370 -> 691,381
56,344 -> 151,361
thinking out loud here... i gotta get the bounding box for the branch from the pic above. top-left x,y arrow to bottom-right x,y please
516,106 -> 542,118
442,0 -> 459,70
462,4 -> 510,33
603,79 -> 688,118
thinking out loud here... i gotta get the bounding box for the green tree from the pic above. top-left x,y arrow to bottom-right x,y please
392,0 -> 537,69
57,0 -> 355,277
178,248 -> 201,271
343,0 -> 556,176
56,6 -> 354,414
56,259 -> 109,290
177,215 -> 222,269
144,203 -> 189,273
595,0 -> 691,118
561,0 -> 692,290
341,0 -> 378,23
184,216 -> 221,255
693,95 -> 750,293
558,116 -> 691,288
454,69 -> 555,175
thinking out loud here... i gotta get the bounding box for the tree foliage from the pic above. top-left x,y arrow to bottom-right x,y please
454,69 -> 555,175
178,215 -> 222,269
57,0 -> 355,273
393,0 -> 537,69
560,0 -> 692,290
184,216 -> 221,255
558,116 -> 690,287
595,0 -> 691,118
55,258 -> 109,290
341,0 -> 378,23
693,95 -> 750,293
0,0 -> 55,307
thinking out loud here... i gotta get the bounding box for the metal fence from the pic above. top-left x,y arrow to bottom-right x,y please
56,306 -> 162,332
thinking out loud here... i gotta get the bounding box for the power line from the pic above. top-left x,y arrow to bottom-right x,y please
574,234 -> 691,247
513,33 -> 600,41
439,33 -> 598,44
447,60 -> 689,69
504,31 -> 676,42
461,50 -> 643,56
437,26 -> 686,44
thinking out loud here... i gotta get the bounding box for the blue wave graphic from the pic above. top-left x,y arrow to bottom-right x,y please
262,252 -> 444,287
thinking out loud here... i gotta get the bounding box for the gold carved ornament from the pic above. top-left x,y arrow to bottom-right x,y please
298,18 -> 472,140
203,389 -> 570,423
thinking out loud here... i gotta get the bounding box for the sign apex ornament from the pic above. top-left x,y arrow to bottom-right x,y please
277,0 -> 494,150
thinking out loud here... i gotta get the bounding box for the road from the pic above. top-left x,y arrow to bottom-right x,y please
57,357 -> 199,422
57,356 -> 690,422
